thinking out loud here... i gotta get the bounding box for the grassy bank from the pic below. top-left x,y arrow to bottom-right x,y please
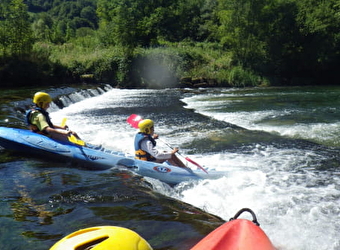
31,37 -> 268,88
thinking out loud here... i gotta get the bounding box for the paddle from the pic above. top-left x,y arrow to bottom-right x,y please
158,137 -> 208,174
126,114 -> 143,129
127,114 -> 208,174
61,118 -> 86,146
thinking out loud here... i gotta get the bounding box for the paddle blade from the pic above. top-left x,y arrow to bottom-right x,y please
61,118 -> 67,127
127,114 -> 143,128
68,135 -> 86,146
185,157 -> 208,174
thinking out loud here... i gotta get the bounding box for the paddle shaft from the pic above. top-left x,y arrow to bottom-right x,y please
61,118 -> 86,146
157,138 -> 208,174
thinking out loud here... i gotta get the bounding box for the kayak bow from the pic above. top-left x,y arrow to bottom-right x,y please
191,208 -> 276,250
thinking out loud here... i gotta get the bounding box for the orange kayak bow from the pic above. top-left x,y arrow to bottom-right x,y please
191,208 -> 276,250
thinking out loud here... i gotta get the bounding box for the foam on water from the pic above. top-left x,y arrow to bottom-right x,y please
180,90 -> 340,250
182,93 -> 340,147
163,147 -> 340,249
51,89 -> 152,153
48,88 -> 340,250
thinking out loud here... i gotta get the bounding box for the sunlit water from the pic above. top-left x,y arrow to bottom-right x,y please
2,86 -> 340,249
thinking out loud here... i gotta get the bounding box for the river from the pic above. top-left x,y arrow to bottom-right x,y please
0,85 -> 339,250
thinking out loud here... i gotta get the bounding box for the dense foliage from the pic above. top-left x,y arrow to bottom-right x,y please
0,0 -> 339,87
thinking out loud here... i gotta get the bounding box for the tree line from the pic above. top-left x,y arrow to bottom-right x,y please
1,0 -> 339,88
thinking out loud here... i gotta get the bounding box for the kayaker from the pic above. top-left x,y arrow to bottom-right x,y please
26,91 -> 81,143
134,119 -> 187,168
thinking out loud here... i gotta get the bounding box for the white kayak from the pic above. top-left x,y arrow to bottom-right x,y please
0,127 -> 205,185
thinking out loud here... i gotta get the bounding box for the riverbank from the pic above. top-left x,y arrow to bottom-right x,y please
0,41 -> 271,89
3,39 -> 337,89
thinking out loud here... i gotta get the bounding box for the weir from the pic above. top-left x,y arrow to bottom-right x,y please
0,84 -> 113,129
51,84 -> 113,109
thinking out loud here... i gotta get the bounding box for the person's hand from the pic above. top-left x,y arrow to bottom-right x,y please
172,147 -> 179,154
64,130 -> 74,136
153,133 -> 159,139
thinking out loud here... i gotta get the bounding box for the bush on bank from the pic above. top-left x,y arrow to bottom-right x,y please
20,40 -> 266,88
0,36 -> 268,89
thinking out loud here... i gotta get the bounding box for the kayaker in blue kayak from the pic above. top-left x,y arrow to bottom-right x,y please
134,119 -> 187,168
26,91 -> 81,143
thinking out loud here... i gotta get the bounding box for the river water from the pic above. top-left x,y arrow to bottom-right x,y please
1,85 -> 339,249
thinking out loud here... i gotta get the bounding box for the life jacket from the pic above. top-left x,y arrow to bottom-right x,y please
134,133 -> 156,161
25,107 -> 54,135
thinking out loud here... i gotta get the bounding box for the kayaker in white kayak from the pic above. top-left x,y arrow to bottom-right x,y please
26,91 -> 81,143
134,119 -> 187,168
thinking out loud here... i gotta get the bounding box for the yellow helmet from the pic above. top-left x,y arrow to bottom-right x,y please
33,92 -> 52,107
138,119 -> 154,134
50,226 -> 153,250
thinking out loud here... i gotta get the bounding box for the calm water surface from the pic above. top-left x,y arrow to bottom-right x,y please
1,85 -> 339,250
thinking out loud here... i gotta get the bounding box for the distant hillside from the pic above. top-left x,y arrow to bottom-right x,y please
26,0 -> 98,34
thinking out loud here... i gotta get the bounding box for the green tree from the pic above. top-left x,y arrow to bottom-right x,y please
198,0 -> 220,41
154,0 -> 208,42
0,0 -> 34,57
259,0 -> 301,79
80,6 -> 98,28
32,12 -> 53,41
217,0 -> 267,68
259,0 -> 340,83
97,0 -> 217,48
295,0 -> 340,79
97,0 -> 158,49
29,0 -> 99,44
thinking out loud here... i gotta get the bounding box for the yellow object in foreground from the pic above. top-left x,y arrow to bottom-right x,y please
50,226 -> 153,250
61,118 -> 86,146
61,118 -> 67,127
68,134 -> 86,146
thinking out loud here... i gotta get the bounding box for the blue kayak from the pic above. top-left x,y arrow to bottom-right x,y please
0,127 -> 203,185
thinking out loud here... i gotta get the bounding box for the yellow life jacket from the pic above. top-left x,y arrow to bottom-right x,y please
134,133 -> 156,161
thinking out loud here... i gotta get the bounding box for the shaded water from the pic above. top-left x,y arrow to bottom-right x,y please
1,85 -> 340,249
